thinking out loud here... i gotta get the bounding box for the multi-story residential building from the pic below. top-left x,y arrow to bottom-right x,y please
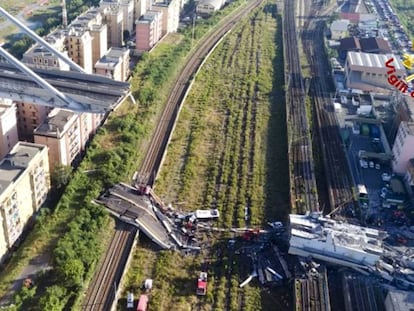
16,102 -> 50,142
67,27 -> 94,73
22,30 -> 69,71
134,0 -> 150,21
392,121 -> 414,174
0,99 -> 18,159
33,109 -> 103,171
152,0 -> 180,36
95,47 -> 130,81
135,10 -> 163,51
90,24 -> 109,66
71,8 -> 108,66
196,0 -> 225,15
120,0 -> 135,33
101,4 -> 125,47
0,142 -> 50,263
33,108 -> 82,170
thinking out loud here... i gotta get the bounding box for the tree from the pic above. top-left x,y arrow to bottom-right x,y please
57,258 -> 84,289
38,286 -> 68,311
51,165 -> 72,189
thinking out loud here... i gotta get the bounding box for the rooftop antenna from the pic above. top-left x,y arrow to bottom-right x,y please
62,0 -> 68,28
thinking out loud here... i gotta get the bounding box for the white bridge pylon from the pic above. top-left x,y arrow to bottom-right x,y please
0,6 -> 84,73
0,6 -> 98,112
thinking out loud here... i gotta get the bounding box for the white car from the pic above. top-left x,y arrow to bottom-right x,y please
360,159 -> 368,168
127,292 -> 134,309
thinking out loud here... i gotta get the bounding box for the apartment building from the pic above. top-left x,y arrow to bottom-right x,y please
135,10 -> 163,52
392,121 -> 414,174
22,30 -> 69,71
102,5 -> 125,47
120,0 -> 135,33
67,28 -> 94,73
16,102 -> 50,142
0,99 -> 18,159
0,142 -> 50,263
34,109 -> 82,170
33,109 -> 103,171
152,0 -> 180,36
71,8 -> 108,66
90,24 -> 109,66
95,47 -> 130,81
134,0 -> 150,20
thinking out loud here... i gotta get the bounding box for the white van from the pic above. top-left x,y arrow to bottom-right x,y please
127,292 -> 134,309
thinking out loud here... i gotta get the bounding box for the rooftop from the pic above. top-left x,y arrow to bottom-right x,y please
359,37 -> 392,53
331,19 -> 350,32
34,108 -> 78,138
0,142 -> 46,197
339,37 -> 361,51
347,51 -> 404,71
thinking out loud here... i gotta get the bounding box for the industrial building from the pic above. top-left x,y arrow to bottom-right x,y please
330,19 -> 350,40
344,51 -> 405,92
0,142 -> 50,263
196,0 -> 225,15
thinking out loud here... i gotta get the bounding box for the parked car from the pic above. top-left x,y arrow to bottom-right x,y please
127,292 -> 134,309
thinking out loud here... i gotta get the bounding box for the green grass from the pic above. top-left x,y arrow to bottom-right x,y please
390,0 -> 414,38
121,2 -> 289,310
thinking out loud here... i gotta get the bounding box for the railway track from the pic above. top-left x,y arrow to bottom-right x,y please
82,222 -> 137,311
302,2 -> 357,214
283,0 -> 319,214
84,1 -> 265,310
137,0 -> 264,187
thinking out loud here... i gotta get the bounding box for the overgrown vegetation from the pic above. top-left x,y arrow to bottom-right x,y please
390,0 -> 414,37
122,2 -> 289,310
0,0 -> 251,309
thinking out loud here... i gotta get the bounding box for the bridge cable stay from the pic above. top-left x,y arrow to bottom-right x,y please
0,46 -> 88,111
0,6 -> 85,73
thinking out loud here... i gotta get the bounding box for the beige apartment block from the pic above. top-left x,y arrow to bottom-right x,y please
0,142 -> 50,263
95,47 -> 130,81
34,109 -> 82,171
0,99 -> 19,159
71,8 -> 108,66
16,102 -> 50,142
152,0 -> 180,36
22,30 -> 70,71
102,5 -> 125,47
91,24 -> 109,66
33,109 -> 103,172
67,28 -> 94,73
120,0 -> 135,33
